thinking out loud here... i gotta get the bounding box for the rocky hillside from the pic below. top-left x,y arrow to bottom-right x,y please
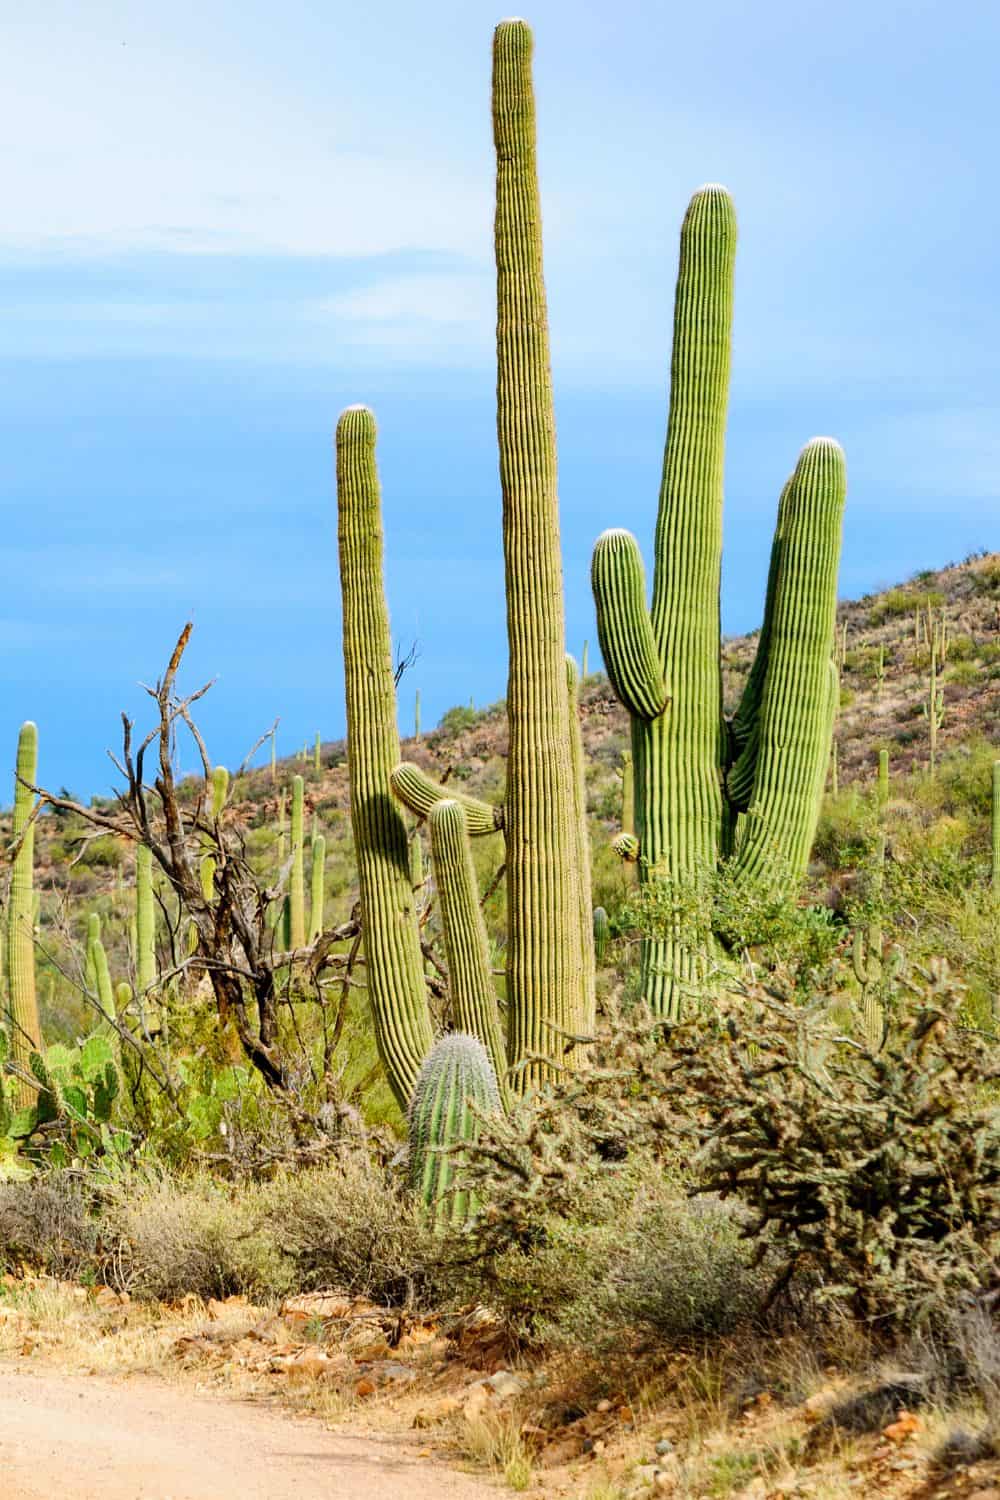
6,549 -> 1000,1039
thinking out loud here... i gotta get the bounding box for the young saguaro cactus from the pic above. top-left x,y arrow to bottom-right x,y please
309,833 -> 326,944
288,774 -> 306,949
408,1032 -> 501,1227
135,843 -> 157,996
393,22 -> 590,1088
336,405 -> 434,1109
593,906 -> 610,966
428,800 -> 508,1100
591,188 -> 846,1017
6,722 -> 42,1104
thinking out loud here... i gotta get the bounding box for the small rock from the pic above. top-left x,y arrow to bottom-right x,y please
485,1369 -> 527,1401
882,1409 -> 922,1444
413,1396 -> 460,1428
652,1472 -> 677,1494
596,1398 -> 612,1413
355,1377 -> 376,1399
655,1439 -> 674,1456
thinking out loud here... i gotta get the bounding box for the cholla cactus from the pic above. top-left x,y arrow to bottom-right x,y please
408,1032 -> 501,1227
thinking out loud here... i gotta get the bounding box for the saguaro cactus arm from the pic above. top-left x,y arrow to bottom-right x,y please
730,439 -> 847,889
391,762 -> 503,837
591,530 -> 669,721
428,800 -> 509,1101
336,404 -> 434,1109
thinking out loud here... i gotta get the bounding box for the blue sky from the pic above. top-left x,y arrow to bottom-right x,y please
2,0 -> 998,795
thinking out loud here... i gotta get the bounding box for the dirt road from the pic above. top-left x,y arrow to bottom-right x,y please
0,1363 -> 496,1500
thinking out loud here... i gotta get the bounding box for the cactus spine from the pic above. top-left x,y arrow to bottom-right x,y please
135,843 -> 156,995
428,800 -> 508,1100
336,405 -> 433,1109
408,1032 -> 500,1227
309,833 -> 326,944
592,185 -> 845,1017
491,20 -> 588,1083
288,774 -> 306,949
6,722 -> 41,1103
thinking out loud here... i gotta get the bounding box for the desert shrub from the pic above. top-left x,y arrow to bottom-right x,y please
105,1172 -> 291,1301
0,1174 -> 100,1278
436,704 -> 479,735
454,1011 -> 763,1346
813,788 -> 875,869
259,1152 -> 440,1307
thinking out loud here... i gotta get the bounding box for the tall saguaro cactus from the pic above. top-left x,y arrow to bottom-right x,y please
491,20 -> 587,1083
592,187 -> 846,1017
6,722 -> 42,1103
336,405 -> 433,1109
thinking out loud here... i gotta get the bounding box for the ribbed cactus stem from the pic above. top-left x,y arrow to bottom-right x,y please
621,752 -> 635,837
493,20 -> 587,1086
392,763 -> 502,836
428,801 -> 509,1100
288,774 -> 306,948
336,405 -> 433,1108
135,843 -> 157,995
200,765 -> 229,903
875,643 -> 885,701
729,440 -> 845,892
7,722 -> 41,1103
581,640 -> 589,680
408,1032 -> 501,1227
314,732 -> 321,772
831,738 -> 839,797
309,834 -> 326,944
593,906 -> 610,966
567,655 -> 596,1033
92,934 -> 115,1023
992,761 -> 1000,893
84,912 -> 101,996
877,748 -> 890,810
414,689 -> 421,741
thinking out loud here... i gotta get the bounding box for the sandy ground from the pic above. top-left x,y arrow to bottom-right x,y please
0,1362 -> 496,1500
